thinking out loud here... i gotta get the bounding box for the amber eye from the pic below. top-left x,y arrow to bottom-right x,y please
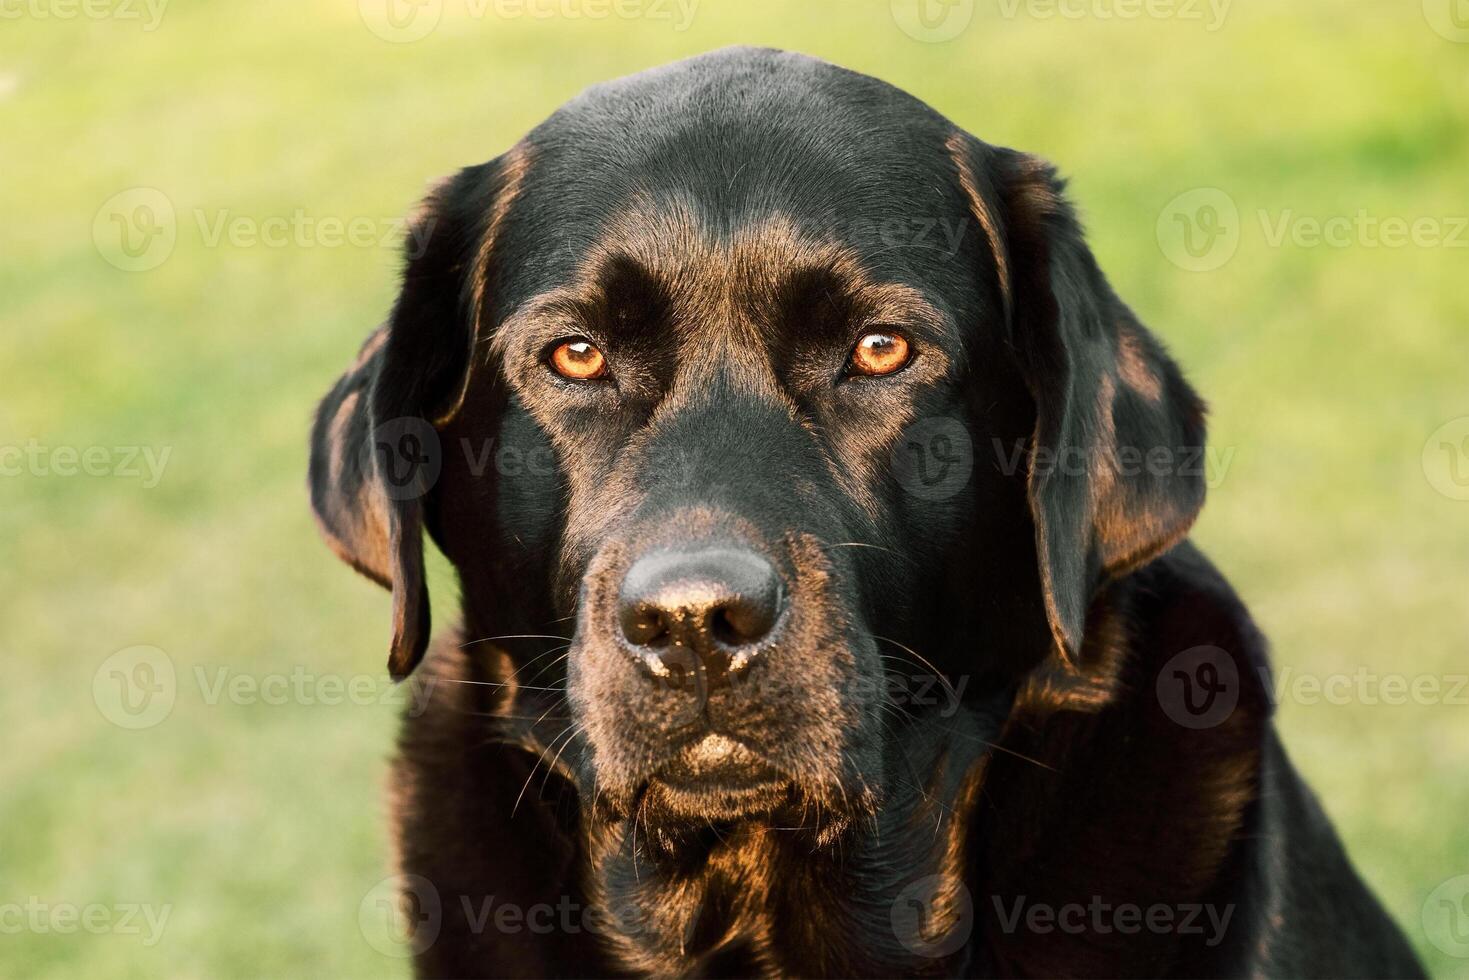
848,331 -> 911,377
548,339 -> 607,381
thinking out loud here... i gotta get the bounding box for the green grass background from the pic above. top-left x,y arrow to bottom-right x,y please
2,0 -> 1466,975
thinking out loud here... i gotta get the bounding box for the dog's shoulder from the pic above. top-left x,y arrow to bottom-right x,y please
1124,540 -> 1272,682
1125,549 -> 1426,977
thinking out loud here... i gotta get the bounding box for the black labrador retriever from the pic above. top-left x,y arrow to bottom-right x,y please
309,47 -> 1424,978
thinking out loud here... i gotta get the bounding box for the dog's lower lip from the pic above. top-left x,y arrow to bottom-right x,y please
659,733 -> 773,781
647,733 -> 789,807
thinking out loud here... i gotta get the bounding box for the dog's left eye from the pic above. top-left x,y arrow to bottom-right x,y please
847,331 -> 912,377
548,339 -> 608,381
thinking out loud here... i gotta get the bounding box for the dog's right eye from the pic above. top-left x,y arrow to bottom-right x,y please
548,339 -> 608,381
847,331 -> 912,377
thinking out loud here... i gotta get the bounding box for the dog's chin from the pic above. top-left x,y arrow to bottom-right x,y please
639,733 -> 792,823
641,774 -> 794,825
599,733 -> 854,846
585,728 -> 880,854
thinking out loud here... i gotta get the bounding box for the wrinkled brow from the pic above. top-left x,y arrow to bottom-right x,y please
492,257 -> 953,353
489,201 -> 960,377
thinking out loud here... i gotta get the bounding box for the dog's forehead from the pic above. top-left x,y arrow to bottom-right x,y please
489,49 -> 981,320
582,195 -> 934,314
494,189 -> 963,381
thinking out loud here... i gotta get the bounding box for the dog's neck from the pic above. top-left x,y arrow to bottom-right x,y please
578,709 -> 999,977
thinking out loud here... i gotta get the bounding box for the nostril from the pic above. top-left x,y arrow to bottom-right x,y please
621,606 -> 671,648
712,592 -> 780,648
710,607 -> 743,648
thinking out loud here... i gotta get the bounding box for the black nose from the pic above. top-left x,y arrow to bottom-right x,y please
618,547 -> 784,688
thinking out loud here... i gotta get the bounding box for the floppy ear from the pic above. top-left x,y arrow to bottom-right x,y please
950,136 -> 1208,663
309,149 -> 527,678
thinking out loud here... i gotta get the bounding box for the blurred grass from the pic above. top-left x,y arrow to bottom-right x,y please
2,1 -> 1466,976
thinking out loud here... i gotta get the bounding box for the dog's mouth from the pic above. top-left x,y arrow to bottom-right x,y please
639,733 -> 794,823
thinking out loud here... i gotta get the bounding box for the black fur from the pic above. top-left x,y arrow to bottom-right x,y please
309,47 -> 1424,978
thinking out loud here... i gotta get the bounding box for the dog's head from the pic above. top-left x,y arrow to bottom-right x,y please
310,48 -> 1205,841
